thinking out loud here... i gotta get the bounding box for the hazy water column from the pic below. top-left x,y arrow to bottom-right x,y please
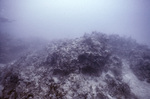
0,0 -> 150,45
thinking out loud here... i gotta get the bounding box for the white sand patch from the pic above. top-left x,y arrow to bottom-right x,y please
122,60 -> 150,99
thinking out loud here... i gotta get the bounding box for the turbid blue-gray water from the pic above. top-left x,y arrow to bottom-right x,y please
0,0 -> 150,99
